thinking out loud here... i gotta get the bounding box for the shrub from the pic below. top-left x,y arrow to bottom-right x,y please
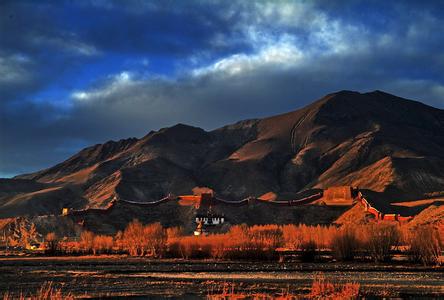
300,240 -> 318,262
165,240 -> 183,258
331,227 -> 359,261
177,236 -> 202,259
408,225 -> 442,265
365,223 -> 400,262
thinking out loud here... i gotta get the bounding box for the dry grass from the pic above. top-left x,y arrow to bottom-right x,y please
206,276 -> 359,299
2,282 -> 74,300
309,275 -> 360,299
206,282 -> 298,300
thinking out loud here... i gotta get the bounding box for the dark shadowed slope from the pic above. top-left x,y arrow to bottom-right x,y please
2,90 -> 444,218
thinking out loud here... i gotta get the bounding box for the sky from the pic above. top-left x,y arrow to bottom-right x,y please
1,0 -> 444,178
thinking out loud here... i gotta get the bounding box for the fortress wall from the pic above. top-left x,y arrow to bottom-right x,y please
322,186 -> 354,206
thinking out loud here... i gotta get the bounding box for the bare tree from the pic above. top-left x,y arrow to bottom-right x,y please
45,232 -> 59,254
80,231 -> 95,254
123,219 -> 144,256
143,222 -> 166,257
408,225 -> 442,265
365,223 -> 400,262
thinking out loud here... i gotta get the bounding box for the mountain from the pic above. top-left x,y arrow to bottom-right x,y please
2,90 -> 444,223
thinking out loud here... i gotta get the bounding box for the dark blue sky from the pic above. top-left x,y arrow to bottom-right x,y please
1,0 -> 444,177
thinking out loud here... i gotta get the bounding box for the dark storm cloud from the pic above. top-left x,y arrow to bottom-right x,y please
0,0 -> 247,101
0,0 -> 249,176
0,0 -> 242,55
0,1 -> 99,106
1,1 -> 443,177
76,2 -> 248,56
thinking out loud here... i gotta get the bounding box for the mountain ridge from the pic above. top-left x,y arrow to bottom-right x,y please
3,90 -> 444,219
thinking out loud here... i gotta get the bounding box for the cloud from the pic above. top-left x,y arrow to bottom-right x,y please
1,1 -> 444,177
0,54 -> 32,86
0,53 -> 43,102
71,71 -> 135,102
192,37 -> 304,77
30,33 -> 100,56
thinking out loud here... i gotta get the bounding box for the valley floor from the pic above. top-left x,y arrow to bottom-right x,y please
0,256 -> 443,299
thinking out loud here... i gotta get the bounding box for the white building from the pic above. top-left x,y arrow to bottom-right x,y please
195,214 -> 225,226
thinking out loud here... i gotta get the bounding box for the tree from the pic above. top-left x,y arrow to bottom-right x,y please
331,227 -> 359,261
93,235 -> 114,255
122,219 -> 144,256
80,231 -> 95,254
45,232 -> 59,254
143,222 -> 166,257
114,230 -> 124,252
228,224 -> 249,250
365,223 -> 400,262
166,227 -> 183,239
408,225 -> 442,265
121,220 -> 167,256
7,219 -> 40,249
27,223 -> 38,245
282,224 -> 302,249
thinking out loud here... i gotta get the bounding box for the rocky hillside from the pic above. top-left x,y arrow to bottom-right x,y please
2,90 -> 444,218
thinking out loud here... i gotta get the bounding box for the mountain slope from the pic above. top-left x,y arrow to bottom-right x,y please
3,90 -> 444,218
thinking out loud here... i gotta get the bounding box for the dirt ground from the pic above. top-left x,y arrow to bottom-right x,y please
0,256 -> 443,299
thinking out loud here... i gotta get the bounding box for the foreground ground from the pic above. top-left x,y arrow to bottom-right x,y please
0,256 -> 443,299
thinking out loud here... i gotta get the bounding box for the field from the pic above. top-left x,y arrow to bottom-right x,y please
1,256 -> 443,299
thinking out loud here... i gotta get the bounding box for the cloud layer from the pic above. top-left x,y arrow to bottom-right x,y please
1,0 -> 443,177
